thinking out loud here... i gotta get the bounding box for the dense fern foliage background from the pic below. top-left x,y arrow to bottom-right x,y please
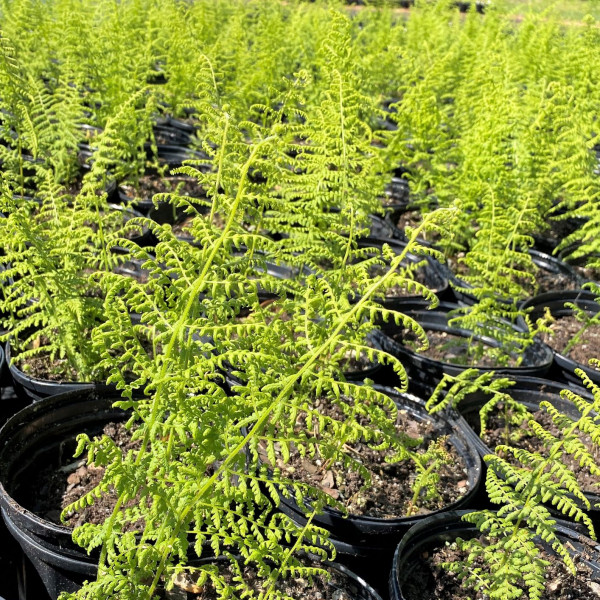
0,0 -> 599,598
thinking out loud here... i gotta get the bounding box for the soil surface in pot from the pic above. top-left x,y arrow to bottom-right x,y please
573,263 -> 600,283
31,421 -> 141,528
401,537 -> 597,600
17,351 -> 83,382
526,268 -> 580,295
121,174 -> 205,203
481,405 -> 600,495
272,399 -> 469,518
397,329 -> 519,368
540,315 -> 600,364
168,560 -> 359,600
15,332 -> 102,382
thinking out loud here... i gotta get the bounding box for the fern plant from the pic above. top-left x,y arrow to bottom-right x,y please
0,159 -> 140,381
441,363 -> 600,600
54,69 -> 456,596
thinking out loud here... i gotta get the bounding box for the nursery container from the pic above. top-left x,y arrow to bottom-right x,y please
520,290 -> 600,386
0,386 -> 384,600
5,341 -> 113,403
0,390 -> 125,597
389,511 -> 600,600
377,303 -> 554,394
383,176 -> 410,206
454,0 -> 487,12
153,143 -> 209,170
368,214 -> 396,240
456,375 -> 592,458
273,387 -> 482,551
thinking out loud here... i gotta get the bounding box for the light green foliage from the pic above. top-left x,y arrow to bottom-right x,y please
58,101 -> 452,597
0,166 -> 133,380
384,6 -> 600,361
1,0 -> 599,598
445,364 -> 600,599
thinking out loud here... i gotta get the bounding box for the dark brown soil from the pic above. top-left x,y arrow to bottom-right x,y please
541,314 -> 600,364
531,269 -> 580,295
395,329 -> 519,368
395,210 -> 421,231
33,422 -> 142,528
482,406 -> 600,496
16,333 -> 100,381
121,175 -> 205,203
167,559 -> 357,600
339,349 -> 376,373
573,263 -> 600,283
18,351 -> 81,381
273,399 -> 469,518
401,537 -> 598,600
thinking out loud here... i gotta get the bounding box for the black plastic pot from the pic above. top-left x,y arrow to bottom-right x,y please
457,375 -> 592,458
454,1 -> 487,13
275,387 -> 482,550
383,177 -> 410,206
389,510 -> 600,600
376,303 -> 554,395
0,390 -> 126,597
106,203 -> 155,249
153,143 -> 210,170
175,555 -> 384,600
520,290 -> 600,386
0,346 -> 30,428
152,124 -> 192,147
6,341 -> 112,404
0,389 -> 383,599
154,115 -> 197,135
368,214 -> 396,240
